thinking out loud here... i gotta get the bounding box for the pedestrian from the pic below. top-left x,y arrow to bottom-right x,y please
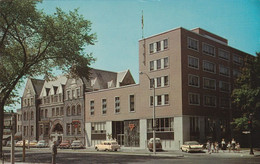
221,138 -> 226,152
227,142 -> 231,153
231,138 -> 236,151
236,143 -> 240,153
52,141 -> 57,164
211,142 -> 215,153
206,141 -> 211,154
215,142 -> 219,153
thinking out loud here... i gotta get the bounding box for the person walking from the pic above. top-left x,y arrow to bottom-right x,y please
215,142 -> 219,153
206,141 -> 211,154
231,138 -> 236,152
227,142 -> 231,153
211,142 -> 215,153
221,138 -> 226,152
52,141 -> 57,164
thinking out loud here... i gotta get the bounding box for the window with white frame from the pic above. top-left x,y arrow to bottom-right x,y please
189,93 -> 200,105
149,43 -> 154,53
156,41 -> 161,51
219,65 -> 230,77
115,97 -> 120,113
102,99 -> 107,114
91,122 -> 106,134
233,54 -> 243,65
219,81 -> 230,92
220,97 -> 230,108
147,117 -> 174,132
157,95 -> 162,105
188,56 -> 199,69
203,43 -> 215,56
203,77 -> 216,90
204,95 -> 216,107
129,95 -> 135,112
188,37 -> 198,51
164,57 -> 169,68
163,39 -> 168,49
203,60 -> 216,73
150,61 -> 154,71
90,100 -> 94,115
219,49 -> 230,60
188,74 -> 199,87
156,59 -> 161,70
150,94 -> 169,106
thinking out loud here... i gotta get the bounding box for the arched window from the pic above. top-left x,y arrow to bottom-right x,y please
77,105 -> 81,115
67,106 -> 71,116
72,105 -> 76,115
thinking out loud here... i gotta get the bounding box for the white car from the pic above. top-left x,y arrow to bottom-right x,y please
36,140 -> 48,148
95,140 -> 120,151
181,141 -> 203,153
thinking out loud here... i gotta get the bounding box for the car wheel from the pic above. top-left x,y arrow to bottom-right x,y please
114,149 -> 117,152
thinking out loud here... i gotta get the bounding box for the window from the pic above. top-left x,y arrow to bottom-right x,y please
77,105 -> 81,115
67,106 -> 71,116
147,117 -> 174,132
156,59 -> 161,70
31,111 -> 33,120
150,78 -> 154,88
219,65 -> 230,77
219,81 -> 230,92
219,49 -> 230,60
164,76 -> 169,86
129,95 -> 135,112
60,107 -> 64,116
67,90 -> 70,100
66,123 -> 71,135
233,69 -> 241,78
190,117 -> 199,134
56,107 -> 59,116
31,126 -> 34,136
150,61 -> 154,71
156,41 -> 161,51
203,61 -> 216,73
149,43 -> 154,53
72,90 -> 75,99
203,77 -> 216,90
90,100 -> 94,115
233,54 -> 243,65
164,57 -> 169,68
77,88 -> 80,97
52,108 -> 55,116
164,94 -> 169,105
72,105 -> 76,115
157,77 -> 161,88
220,97 -> 230,108
40,125 -> 43,135
189,93 -> 200,105
91,122 -> 106,134
157,95 -> 162,105
40,109 -> 44,118
202,43 -> 215,56
188,56 -> 199,69
204,95 -> 216,107
102,99 -> 107,114
163,39 -> 168,49
115,97 -> 120,113
188,37 -> 198,51
188,75 -> 199,87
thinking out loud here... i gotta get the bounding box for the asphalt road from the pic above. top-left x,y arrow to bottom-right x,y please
2,147 -> 260,164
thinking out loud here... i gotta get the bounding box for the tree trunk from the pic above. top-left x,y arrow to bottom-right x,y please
0,103 -> 4,158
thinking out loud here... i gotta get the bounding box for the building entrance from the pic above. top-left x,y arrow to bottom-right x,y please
50,123 -> 63,143
112,121 -> 124,145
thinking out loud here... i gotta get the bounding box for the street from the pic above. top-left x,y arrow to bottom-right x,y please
1,147 -> 260,164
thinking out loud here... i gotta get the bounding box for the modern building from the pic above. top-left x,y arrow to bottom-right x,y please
85,27 -> 251,150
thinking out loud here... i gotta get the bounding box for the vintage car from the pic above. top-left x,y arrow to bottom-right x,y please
95,140 -> 120,151
36,140 -> 49,148
181,141 -> 204,153
28,140 -> 38,148
15,140 -> 28,147
58,140 -> 71,149
147,138 -> 163,152
71,140 -> 84,149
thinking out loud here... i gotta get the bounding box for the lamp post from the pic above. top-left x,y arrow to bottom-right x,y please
140,72 -> 156,155
249,113 -> 254,155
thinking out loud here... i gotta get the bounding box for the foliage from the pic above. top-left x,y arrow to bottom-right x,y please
231,52 -> 260,132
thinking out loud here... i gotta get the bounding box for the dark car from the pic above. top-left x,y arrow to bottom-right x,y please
147,138 -> 163,152
58,140 -> 71,149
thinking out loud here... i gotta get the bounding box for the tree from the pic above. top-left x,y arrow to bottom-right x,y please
231,52 -> 260,145
0,0 -> 96,156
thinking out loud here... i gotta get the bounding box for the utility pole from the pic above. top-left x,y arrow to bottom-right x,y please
10,111 -> 15,164
249,113 -> 254,155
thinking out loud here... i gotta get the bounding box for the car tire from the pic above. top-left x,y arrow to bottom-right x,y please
114,149 -> 117,151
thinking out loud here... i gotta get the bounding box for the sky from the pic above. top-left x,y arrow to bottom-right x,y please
10,0 -> 260,110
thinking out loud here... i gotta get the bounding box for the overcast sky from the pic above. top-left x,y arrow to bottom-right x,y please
11,0 -> 260,110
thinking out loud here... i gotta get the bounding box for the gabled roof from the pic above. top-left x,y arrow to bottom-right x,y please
30,79 -> 45,95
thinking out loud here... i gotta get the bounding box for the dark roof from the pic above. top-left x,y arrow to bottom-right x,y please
30,79 -> 45,95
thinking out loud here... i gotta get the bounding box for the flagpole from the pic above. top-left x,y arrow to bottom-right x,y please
141,10 -> 146,65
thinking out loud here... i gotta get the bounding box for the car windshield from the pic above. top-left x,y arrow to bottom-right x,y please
185,141 -> 199,145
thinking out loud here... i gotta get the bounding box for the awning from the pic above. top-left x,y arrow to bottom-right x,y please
3,135 -> 11,140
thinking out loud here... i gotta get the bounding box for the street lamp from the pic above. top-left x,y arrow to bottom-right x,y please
139,72 -> 156,155
249,113 -> 254,155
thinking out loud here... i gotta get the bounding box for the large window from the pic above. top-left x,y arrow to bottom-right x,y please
219,65 -> 230,77
219,81 -> 230,92
220,97 -> 230,108
149,43 -> 154,53
188,37 -> 198,51
115,97 -> 120,113
66,123 -> 71,135
102,99 -> 107,115
203,77 -> 216,90
204,95 -> 216,107
219,49 -> 230,60
188,74 -> 199,87
163,39 -> 168,49
203,60 -> 216,73
202,43 -> 215,56
233,54 -> 243,65
189,93 -> 200,105
150,94 -> 169,106
157,77 -> 161,87
188,56 -> 199,69
164,57 -> 169,68
150,61 -> 154,71
156,41 -> 161,51
91,122 -> 106,134
77,105 -> 81,115
90,100 -> 94,115
147,117 -> 174,132
156,59 -> 161,70
129,95 -> 135,112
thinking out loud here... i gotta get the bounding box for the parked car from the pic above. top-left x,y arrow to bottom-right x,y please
58,140 -> 71,149
95,140 -> 120,151
71,140 -> 84,149
36,140 -> 48,148
181,141 -> 204,153
147,138 -> 163,152
15,140 -> 28,147
6,141 -> 11,147
28,140 -> 38,148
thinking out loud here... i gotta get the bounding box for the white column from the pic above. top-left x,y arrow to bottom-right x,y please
139,119 -> 147,149
85,123 -> 91,147
106,121 -> 112,140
